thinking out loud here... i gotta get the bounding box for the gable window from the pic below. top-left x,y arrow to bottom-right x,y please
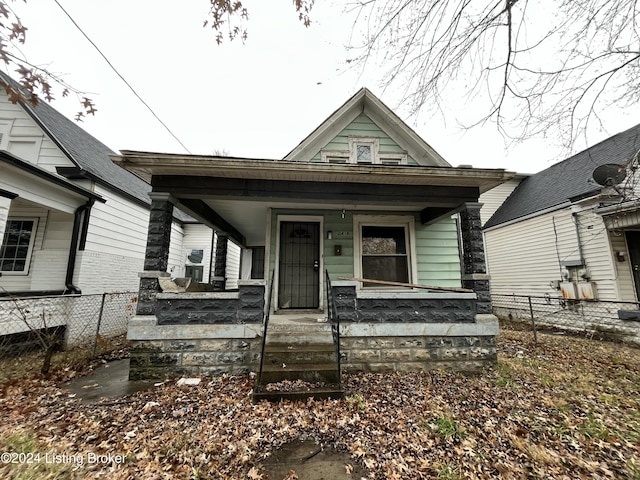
354,215 -> 416,288
349,137 -> 379,164
321,137 -> 407,165
0,218 -> 38,275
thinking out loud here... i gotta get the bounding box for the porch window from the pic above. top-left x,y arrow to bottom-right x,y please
359,224 -> 411,287
0,218 -> 38,275
354,215 -> 416,288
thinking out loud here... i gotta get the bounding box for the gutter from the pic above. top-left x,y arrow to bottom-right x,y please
65,200 -> 94,294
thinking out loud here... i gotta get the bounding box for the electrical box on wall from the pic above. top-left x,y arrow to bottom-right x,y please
577,282 -> 597,300
560,282 -> 578,299
334,245 -> 342,256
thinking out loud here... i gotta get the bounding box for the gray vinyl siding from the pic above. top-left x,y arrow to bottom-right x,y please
485,208 -> 580,296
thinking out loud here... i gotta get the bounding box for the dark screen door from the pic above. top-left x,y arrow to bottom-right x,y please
625,231 -> 640,300
278,221 -> 320,309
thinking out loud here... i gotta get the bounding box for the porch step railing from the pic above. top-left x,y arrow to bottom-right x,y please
325,269 -> 342,380
254,270 -> 275,393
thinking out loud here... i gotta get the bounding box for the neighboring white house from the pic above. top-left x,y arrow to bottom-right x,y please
0,73 -> 239,347
481,124 -> 640,344
483,124 -> 640,302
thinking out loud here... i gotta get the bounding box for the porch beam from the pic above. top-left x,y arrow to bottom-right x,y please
151,176 -> 479,206
420,204 -> 468,226
175,198 -> 246,247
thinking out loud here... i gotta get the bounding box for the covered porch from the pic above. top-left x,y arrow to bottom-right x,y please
115,152 -> 511,379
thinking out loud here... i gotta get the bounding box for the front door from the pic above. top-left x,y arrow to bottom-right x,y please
278,221 -> 320,309
625,231 -> 640,300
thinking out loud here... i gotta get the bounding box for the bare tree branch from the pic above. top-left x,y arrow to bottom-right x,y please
348,0 -> 640,150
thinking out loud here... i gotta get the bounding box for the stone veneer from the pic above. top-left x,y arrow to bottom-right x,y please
128,281 -> 265,380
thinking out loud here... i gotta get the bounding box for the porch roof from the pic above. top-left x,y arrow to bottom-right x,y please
113,150 -> 513,193
113,151 -> 514,247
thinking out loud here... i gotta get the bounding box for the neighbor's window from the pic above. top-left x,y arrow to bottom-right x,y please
185,265 -> 204,282
361,225 -> 409,286
0,218 -> 38,275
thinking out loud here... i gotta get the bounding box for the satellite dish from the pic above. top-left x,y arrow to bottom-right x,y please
592,163 -> 626,187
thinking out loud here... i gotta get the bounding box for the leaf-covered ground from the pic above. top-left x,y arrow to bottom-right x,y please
1,326 -> 639,479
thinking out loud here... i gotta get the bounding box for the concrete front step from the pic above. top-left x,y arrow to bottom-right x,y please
252,386 -> 344,403
258,362 -> 340,384
263,344 -> 337,364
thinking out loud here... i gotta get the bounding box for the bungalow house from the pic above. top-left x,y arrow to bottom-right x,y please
115,88 -> 513,381
0,73 -> 238,347
483,123 -> 640,343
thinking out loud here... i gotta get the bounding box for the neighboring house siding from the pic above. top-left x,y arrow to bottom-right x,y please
75,185 -> 150,294
479,177 -> 523,225
415,216 -> 462,287
226,241 -> 241,289
0,203 -> 69,292
610,230 -> 636,301
168,222 -> 185,278
30,210 -> 73,291
0,96 -> 74,170
309,114 -> 416,164
573,207 -> 618,301
181,224 -> 214,282
485,208 -> 580,296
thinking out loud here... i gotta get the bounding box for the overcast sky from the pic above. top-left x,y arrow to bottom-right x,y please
8,0 -> 640,173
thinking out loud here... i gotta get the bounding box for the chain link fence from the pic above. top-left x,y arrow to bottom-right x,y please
0,292 -> 137,384
492,294 -> 640,345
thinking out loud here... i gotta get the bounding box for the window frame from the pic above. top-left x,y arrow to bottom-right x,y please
320,137 -> 408,165
349,136 -> 379,164
353,215 -> 417,289
0,217 -> 39,276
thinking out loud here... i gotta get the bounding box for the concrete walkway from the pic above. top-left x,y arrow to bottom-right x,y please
63,359 -> 155,403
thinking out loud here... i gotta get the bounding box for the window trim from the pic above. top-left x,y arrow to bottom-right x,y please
320,150 -> 350,163
0,217 -> 39,276
320,137 -> 408,165
353,215 -> 417,289
349,136 -> 379,164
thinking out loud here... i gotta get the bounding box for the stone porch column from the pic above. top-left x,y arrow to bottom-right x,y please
459,202 -> 491,314
212,233 -> 229,291
137,193 -> 175,315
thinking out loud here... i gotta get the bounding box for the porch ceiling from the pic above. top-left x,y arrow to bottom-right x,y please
194,198 -> 427,246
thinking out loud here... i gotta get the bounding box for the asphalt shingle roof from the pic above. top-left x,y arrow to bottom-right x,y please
484,124 -> 640,229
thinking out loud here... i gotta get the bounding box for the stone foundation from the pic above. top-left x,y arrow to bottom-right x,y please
127,318 -> 264,380
340,315 -> 499,373
341,335 -> 496,372
129,337 -> 262,380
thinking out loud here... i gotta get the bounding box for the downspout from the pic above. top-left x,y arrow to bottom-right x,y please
65,200 -> 94,294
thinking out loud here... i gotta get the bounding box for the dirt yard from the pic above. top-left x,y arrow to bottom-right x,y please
0,325 -> 638,479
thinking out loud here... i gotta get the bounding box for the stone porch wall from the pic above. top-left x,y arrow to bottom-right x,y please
333,283 -> 477,323
128,280 -> 265,380
340,319 -> 498,373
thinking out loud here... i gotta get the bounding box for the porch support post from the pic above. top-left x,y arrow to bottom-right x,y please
137,193 -> 175,315
459,202 -> 491,314
212,233 -> 229,291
